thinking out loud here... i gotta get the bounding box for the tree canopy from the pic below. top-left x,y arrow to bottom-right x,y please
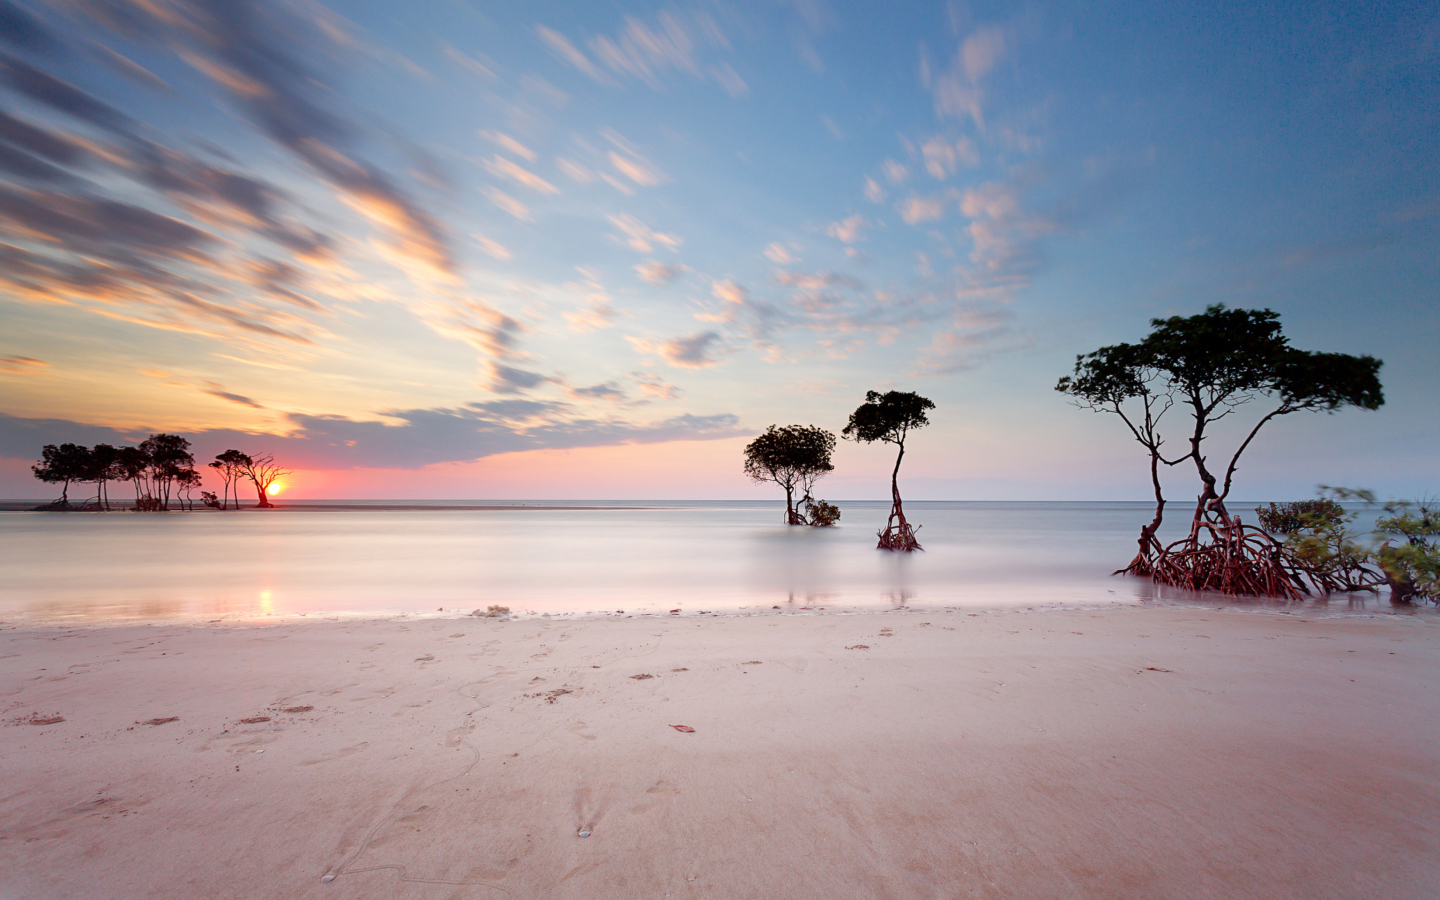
1057,304 -> 1383,595
841,390 -> 935,447
743,425 -> 836,525
843,390 -> 935,551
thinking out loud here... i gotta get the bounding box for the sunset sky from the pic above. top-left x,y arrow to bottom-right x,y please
0,0 -> 1436,500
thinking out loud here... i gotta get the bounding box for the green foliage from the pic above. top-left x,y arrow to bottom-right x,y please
1374,500 -> 1440,603
1255,499 -> 1347,535
841,391 -> 934,445
805,499 -> 841,527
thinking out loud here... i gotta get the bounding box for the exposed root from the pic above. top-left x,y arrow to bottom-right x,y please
1148,521 -> 1302,599
877,522 -> 922,551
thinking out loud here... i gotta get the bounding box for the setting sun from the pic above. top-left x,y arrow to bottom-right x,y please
267,481 -> 285,496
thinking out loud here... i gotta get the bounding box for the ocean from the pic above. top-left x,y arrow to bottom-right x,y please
0,500 -> 1398,623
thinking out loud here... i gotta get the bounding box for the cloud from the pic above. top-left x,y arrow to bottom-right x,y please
0,1 -> 61,54
482,154 -> 558,195
472,233 -> 511,261
487,361 -> 553,395
607,213 -> 681,253
921,135 -> 979,178
763,242 -> 797,264
928,24 -> 1008,129
0,55 -> 135,136
202,384 -> 265,409
628,331 -> 727,369
564,299 -> 618,332
555,157 -> 595,183
0,409 -> 745,471
635,259 -> 687,285
484,186 -> 532,221
882,160 -> 908,185
540,12 -> 741,96
536,24 -> 610,83
0,355 -> 47,374
962,27 -> 1007,81
73,0 -> 458,281
825,213 -> 867,244
898,192 -> 949,224
569,381 -> 626,402
632,372 -> 681,401
863,177 -> 886,203
608,150 -> 665,186
479,131 -> 535,161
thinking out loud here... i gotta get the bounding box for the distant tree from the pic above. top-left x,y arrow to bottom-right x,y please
208,449 -> 251,510
86,443 -> 121,511
176,468 -> 204,511
842,390 -> 935,551
32,443 -> 90,508
114,445 -> 151,509
241,453 -> 290,508
743,425 -> 836,525
1057,305 -> 1383,597
139,434 -> 197,511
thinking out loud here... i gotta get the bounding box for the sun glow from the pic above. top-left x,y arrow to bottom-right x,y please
268,481 -> 286,496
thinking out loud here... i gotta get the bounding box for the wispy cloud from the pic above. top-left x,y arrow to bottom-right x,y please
635,259 -> 688,285
607,213 -> 681,253
0,355 -> 48,375
538,11 -> 743,96
628,331 -> 728,369
825,213 -> 867,244
482,155 -> 558,194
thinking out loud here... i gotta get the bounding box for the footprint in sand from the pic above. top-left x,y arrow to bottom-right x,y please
300,742 -> 369,765
568,722 -> 598,741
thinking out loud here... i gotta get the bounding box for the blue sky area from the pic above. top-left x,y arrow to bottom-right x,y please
0,0 -> 1435,499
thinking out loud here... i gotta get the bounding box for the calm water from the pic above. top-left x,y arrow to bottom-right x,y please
0,501 -> 1401,623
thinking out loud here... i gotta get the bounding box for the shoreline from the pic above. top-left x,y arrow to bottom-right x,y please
3,604 -> 1437,898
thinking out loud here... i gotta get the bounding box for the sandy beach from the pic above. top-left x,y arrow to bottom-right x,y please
2,604 -> 1437,899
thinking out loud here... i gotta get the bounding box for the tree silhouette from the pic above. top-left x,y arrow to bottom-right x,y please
743,425 -> 836,525
87,444 -> 120,511
1057,304 -> 1382,596
138,434 -> 197,511
208,449 -> 251,510
843,390 -> 935,551
241,453 -> 290,508
32,443 -> 90,508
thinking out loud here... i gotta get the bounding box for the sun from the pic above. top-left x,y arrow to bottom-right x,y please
268,481 -> 286,496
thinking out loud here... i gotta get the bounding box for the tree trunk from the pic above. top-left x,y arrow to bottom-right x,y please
785,485 -> 795,524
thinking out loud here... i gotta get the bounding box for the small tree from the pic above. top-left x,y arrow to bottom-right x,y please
87,444 -> 121,511
32,443 -> 90,508
209,449 -> 252,510
842,390 -> 935,551
1057,305 -> 1382,596
114,445 -> 152,509
241,453 -> 290,508
743,425 -> 836,525
139,434 -> 196,511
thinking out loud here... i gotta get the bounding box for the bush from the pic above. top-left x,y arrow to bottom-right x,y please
1255,499 -> 1346,535
806,499 -> 841,527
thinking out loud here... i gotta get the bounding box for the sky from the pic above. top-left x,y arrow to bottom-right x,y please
0,0 -> 1436,501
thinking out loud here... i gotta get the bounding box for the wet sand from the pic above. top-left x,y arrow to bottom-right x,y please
1,605 -> 1437,899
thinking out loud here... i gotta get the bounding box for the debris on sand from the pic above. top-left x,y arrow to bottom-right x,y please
669,724 -> 695,733
141,717 -> 179,726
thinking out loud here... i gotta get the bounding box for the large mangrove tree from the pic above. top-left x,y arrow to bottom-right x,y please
1056,305 -> 1382,597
